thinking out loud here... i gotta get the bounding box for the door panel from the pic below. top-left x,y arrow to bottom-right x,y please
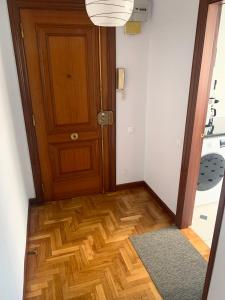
38,24 -> 98,132
49,141 -> 99,179
20,9 -> 104,200
48,35 -> 89,126
58,146 -> 92,174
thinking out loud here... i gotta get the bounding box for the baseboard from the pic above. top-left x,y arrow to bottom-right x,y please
23,200 -> 31,300
29,197 -> 43,206
29,182 -> 175,219
143,182 -> 176,220
116,180 -> 176,221
116,181 -> 145,191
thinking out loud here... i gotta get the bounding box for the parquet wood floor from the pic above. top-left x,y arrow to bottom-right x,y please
25,187 -> 210,300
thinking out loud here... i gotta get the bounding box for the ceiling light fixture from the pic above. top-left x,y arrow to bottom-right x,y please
85,0 -> 134,27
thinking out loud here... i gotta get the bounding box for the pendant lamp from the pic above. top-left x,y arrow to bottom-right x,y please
85,0 -> 134,27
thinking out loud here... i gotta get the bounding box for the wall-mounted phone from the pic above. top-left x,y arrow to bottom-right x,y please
116,68 -> 125,90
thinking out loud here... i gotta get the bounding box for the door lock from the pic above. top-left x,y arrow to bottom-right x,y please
97,111 -> 113,126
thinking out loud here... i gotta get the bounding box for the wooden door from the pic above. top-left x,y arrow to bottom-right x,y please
20,8 -> 115,201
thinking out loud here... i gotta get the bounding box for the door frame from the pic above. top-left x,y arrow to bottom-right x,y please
176,0 -> 225,298
7,0 -> 116,202
176,0 -> 222,229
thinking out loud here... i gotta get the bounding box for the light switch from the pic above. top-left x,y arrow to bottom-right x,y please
176,139 -> 182,148
128,126 -> 135,135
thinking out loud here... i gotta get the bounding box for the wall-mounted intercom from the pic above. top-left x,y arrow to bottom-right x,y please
116,68 -> 125,90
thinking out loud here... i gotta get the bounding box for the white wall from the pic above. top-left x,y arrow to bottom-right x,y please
0,0 -> 35,299
144,0 -> 199,213
208,205 -> 225,300
116,22 -> 150,184
207,204 -> 225,300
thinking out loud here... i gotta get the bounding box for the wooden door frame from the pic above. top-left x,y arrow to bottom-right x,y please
7,0 -> 116,202
176,0 -> 225,299
176,0 -> 222,229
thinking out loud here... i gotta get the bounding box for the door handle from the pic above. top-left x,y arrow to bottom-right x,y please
211,108 -> 217,117
70,133 -> 79,141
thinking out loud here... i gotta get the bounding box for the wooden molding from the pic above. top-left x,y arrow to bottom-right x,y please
143,182 -> 176,221
105,27 -> 117,193
116,181 -> 145,191
7,0 -> 44,201
29,197 -> 43,206
23,201 -> 31,300
116,181 -> 176,221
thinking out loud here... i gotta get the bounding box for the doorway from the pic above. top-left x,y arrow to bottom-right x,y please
191,5 -> 225,247
7,0 -> 116,202
176,0 -> 225,298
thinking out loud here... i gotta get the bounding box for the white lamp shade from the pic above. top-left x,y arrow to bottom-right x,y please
85,0 -> 134,27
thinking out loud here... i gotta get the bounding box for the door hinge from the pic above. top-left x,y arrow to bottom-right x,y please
32,114 -> 36,127
97,111 -> 113,126
20,22 -> 24,39
42,183 -> 44,192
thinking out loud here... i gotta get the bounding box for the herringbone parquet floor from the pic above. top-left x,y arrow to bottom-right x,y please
25,187 -> 209,300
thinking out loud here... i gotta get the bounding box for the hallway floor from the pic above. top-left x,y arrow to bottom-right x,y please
191,202 -> 218,247
25,187 -> 209,299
